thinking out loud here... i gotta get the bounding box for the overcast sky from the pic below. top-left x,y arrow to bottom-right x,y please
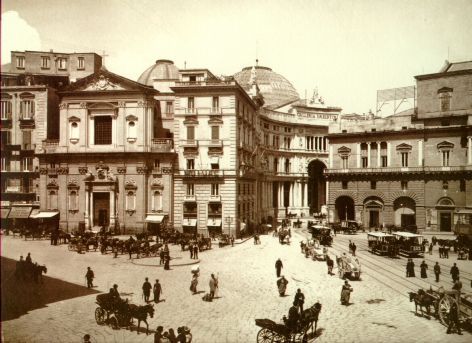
2,0 -> 471,114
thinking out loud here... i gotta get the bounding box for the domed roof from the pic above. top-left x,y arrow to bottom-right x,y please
233,66 -> 299,108
137,59 -> 179,86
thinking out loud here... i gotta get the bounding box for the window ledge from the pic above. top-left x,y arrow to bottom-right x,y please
70,138 -> 79,144
127,137 -> 137,143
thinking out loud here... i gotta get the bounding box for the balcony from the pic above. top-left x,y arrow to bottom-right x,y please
180,169 -> 225,178
151,138 -> 173,152
324,165 -> 472,176
42,140 -> 59,153
181,140 -> 199,148
208,194 -> 221,203
184,194 -> 197,202
208,139 -> 223,147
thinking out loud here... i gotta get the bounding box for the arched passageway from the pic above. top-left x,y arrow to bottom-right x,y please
308,160 -> 326,214
335,196 -> 355,222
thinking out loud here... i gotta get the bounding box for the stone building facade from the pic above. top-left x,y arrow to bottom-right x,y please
325,61 -> 472,232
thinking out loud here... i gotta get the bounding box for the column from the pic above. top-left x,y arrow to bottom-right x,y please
109,191 -> 116,228
387,142 -> 391,167
279,183 -> 283,207
84,188 -> 90,230
367,142 -> 371,167
320,137 -> 323,151
90,192 -> 94,227
289,182 -> 293,207
377,142 -> 381,167
314,137 -> 318,151
418,140 -> 423,166
329,145 -> 334,168
357,143 -> 361,168
303,182 -> 308,207
468,137 -> 472,165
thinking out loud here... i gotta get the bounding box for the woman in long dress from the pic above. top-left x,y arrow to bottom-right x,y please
420,260 -> 428,278
340,280 -> 353,305
277,276 -> 288,296
190,273 -> 199,294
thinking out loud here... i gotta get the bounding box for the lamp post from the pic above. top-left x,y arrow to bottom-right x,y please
225,216 -> 233,237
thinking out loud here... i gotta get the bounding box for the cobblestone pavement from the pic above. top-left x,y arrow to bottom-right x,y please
1,230 -> 471,343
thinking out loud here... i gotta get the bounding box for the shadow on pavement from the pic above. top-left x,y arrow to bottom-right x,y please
1,256 -> 101,321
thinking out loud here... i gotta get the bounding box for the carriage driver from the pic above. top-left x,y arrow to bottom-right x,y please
284,301 -> 300,332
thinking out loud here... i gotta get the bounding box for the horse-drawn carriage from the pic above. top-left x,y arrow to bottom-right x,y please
255,302 -> 322,343
309,225 -> 333,246
367,232 -> 397,257
95,294 -> 154,334
278,228 -> 290,244
336,254 -> 361,280
392,231 -> 424,257
302,239 -> 328,261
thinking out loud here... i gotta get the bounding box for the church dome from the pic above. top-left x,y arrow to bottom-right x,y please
233,66 -> 300,108
137,59 -> 179,86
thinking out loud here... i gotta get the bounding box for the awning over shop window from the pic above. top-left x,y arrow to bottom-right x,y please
30,211 -> 59,219
182,218 -> 197,227
8,206 -> 32,219
145,214 -> 165,223
207,219 -> 222,227
1,208 -> 11,219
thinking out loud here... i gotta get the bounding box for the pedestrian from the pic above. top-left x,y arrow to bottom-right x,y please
154,326 -> 164,343
406,259 -> 415,277
275,258 -> 283,277
277,276 -> 288,296
428,243 -> 433,255
450,263 -> 459,282
85,267 -> 94,288
294,288 -> 305,313
193,244 -> 199,259
446,301 -> 462,335
160,249 -> 165,265
190,272 -> 199,294
340,280 -> 353,305
209,273 -> 218,299
254,235 -> 257,245
142,277 -> 152,302
164,254 -> 170,270
420,260 -> 428,278
168,328 -> 177,343
434,262 -> 441,282
176,327 -> 187,343
26,252 -> 32,264
83,334 -> 92,343
189,243 -> 194,259
153,279 -> 162,303
348,241 -> 353,254
128,242 -> 133,259
231,235 -> 234,247
351,243 -> 357,257
445,246 -> 450,258
326,256 -> 334,275
452,277 -> 462,294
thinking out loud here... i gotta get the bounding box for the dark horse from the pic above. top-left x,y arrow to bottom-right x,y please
300,302 -> 322,341
22,263 -> 47,283
127,304 -> 154,335
408,289 -> 435,318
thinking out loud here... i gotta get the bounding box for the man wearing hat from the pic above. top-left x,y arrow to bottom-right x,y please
142,277 -> 152,303
85,267 -> 94,288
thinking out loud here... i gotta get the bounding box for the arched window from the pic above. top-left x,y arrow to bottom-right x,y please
70,121 -> 79,143
48,190 -> 58,210
128,121 -> 137,142
126,191 -> 136,211
152,191 -> 162,212
69,190 -> 78,211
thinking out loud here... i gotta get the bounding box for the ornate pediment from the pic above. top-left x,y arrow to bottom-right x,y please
437,87 -> 453,94
47,179 -> 59,189
125,179 -> 137,190
337,146 -> 351,154
151,178 -> 164,189
68,116 -> 81,122
84,75 -> 125,91
437,141 -> 454,150
67,178 -> 80,189
396,143 -> 412,151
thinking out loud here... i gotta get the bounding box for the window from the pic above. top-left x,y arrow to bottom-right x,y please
22,130 -> 32,150
370,181 -> 376,190
401,181 -> 408,191
211,126 -> 219,140
127,121 -> 137,141
342,181 -> 348,189
342,156 -> 349,169
21,157 -> 33,171
211,183 -> 219,196
154,159 -> 160,168
362,157 -> 368,168
1,130 -> 11,146
48,190 -> 58,210
1,157 -> 8,171
165,101 -> 173,115
77,57 -> 85,69
69,191 -> 78,211
440,92 -> 451,112
188,97 -> 195,110
58,57 -> 67,70
460,180 -> 466,192
126,191 -> 136,211
152,191 -> 162,211
186,183 -> 194,196
442,181 -> 448,190
273,158 -> 279,172
1,100 -> 12,119
41,56 -> 50,69
284,159 -> 290,173
212,97 -> 219,111
70,122 -> 79,142
381,156 -> 388,167
210,161 -> 219,170
94,116 -> 112,144
20,100 -> 35,119
264,134 -> 269,146
186,159 -> 195,170
442,150 -> 450,167
186,126 -> 195,140
16,56 -> 25,68
401,152 -> 409,167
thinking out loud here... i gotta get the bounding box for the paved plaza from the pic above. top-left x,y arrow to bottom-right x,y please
1,229 -> 471,343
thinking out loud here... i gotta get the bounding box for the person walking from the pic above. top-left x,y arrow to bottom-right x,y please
153,279 -> 162,303
340,280 -> 353,305
189,243 -> 194,259
190,272 -> 199,294
277,276 -> 288,296
351,243 -> 357,257
142,277 -> 152,303
26,253 -> 32,264
275,258 -> 283,277
326,256 -> 334,275
209,273 -> 218,299
420,260 -> 428,278
154,326 -> 164,343
348,241 -> 353,254
428,243 -> 433,255
434,262 -> 441,282
450,263 -> 459,282
193,244 -> 199,259
164,254 -> 170,270
294,288 -> 305,313
159,249 -> 165,265
446,301 -> 462,335
85,267 -> 94,288
230,235 -> 235,247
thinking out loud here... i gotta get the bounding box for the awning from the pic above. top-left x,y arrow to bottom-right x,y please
30,211 -> 59,219
1,208 -> 11,219
207,219 -> 222,227
182,218 -> 197,227
8,206 -> 32,219
145,214 -> 165,223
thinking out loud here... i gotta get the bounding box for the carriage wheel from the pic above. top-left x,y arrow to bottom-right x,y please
257,328 -> 279,343
95,307 -> 106,325
109,316 -> 119,330
438,295 -> 453,326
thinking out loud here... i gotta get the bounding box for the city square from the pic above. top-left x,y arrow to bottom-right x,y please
1,1 -> 472,342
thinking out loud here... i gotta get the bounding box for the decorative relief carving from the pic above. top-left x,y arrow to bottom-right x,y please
78,167 -> 88,175
80,102 -> 88,109
124,179 -> 137,190
118,101 -> 126,108
46,179 -> 59,189
161,167 -> 173,174
136,166 -> 148,174
85,75 -> 123,91
39,168 -> 48,175
67,178 -> 79,189
57,167 -> 69,175
137,101 -> 145,107
117,167 -> 127,174
59,103 -> 67,110
151,178 -> 164,189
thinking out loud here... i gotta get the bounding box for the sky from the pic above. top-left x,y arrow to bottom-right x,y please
2,0 -> 472,115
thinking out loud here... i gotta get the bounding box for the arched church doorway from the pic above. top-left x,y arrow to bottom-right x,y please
308,160 -> 326,214
335,196 -> 355,222
393,197 -> 416,228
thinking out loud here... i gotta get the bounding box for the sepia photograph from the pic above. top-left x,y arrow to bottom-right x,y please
1,1 -> 472,342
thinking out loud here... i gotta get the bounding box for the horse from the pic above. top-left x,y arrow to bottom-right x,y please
33,264 -> 47,283
408,289 -> 435,318
297,302 -> 322,342
127,304 -> 154,335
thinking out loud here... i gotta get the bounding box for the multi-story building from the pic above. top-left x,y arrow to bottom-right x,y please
1,50 -> 101,231
36,68 -> 175,233
325,61 -> 472,232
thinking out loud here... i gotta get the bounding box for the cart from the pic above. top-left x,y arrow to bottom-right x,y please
336,254 -> 361,280
95,294 -> 131,329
